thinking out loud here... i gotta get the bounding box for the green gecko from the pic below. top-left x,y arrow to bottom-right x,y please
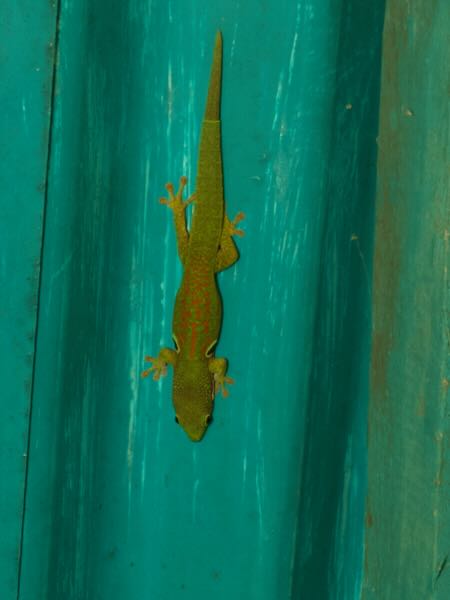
142,32 -> 244,442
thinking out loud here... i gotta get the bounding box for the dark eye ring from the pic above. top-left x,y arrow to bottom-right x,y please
174,416 -> 179,424
205,415 -> 213,425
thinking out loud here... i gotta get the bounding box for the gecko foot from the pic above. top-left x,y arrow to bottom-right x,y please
159,176 -> 195,214
225,212 -> 245,238
141,355 -> 168,381
214,374 -> 235,398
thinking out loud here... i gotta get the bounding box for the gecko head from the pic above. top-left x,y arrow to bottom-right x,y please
172,359 -> 214,442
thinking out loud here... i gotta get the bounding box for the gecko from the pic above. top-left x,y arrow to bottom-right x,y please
141,32 -> 244,442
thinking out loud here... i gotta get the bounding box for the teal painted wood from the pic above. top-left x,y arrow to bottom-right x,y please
18,1 -> 383,599
290,3 -> 385,598
363,2 -> 450,599
0,3 -> 58,599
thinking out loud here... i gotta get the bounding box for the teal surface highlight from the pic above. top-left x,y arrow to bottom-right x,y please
0,3 -> 57,599
15,1 -> 383,599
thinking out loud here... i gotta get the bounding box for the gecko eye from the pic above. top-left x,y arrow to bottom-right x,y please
174,416 -> 180,424
205,415 -> 213,425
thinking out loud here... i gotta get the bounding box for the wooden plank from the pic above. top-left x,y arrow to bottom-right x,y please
0,3 -> 57,599
363,1 -> 450,598
17,1 -> 383,598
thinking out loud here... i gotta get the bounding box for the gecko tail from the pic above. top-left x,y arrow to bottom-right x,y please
204,31 -> 222,121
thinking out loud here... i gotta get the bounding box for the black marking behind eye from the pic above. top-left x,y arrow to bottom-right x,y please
206,415 -> 213,425
172,334 -> 180,352
175,416 -> 179,424
205,339 -> 217,358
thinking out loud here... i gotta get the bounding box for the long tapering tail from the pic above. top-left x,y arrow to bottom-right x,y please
204,31 -> 222,121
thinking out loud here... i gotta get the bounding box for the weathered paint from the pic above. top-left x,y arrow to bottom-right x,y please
0,3 -> 58,599
363,1 -> 450,598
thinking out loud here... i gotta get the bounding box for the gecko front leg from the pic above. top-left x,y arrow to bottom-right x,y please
159,176 -> 195,265
141,348 -> 177,380
208,356 -> 235,397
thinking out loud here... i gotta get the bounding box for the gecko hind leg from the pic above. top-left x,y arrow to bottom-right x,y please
159,177 -> 196,265
215,211 -> 245,272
